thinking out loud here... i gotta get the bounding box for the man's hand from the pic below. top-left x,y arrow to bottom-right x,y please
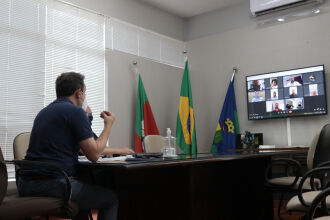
100,111 -> 115,125
80,110 -> 115,162
119,147 -> 135,154
86,106 -> 92,116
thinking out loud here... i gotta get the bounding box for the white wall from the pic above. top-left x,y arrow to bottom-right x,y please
186,3 -> 330,152
64,0 -> 185,40
185,1 -> 254,41
107,50 -> 183,149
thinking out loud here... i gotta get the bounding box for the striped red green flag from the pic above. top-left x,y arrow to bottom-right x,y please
135,74 -> 159,153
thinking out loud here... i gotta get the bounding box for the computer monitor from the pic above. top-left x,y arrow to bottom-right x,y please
246,65 -> 327,120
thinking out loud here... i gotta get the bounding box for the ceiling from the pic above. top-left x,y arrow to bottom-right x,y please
139,0 -> 247,18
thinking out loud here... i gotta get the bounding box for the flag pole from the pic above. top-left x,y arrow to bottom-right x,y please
183,51 -> 188,62
132,60 -> 139,75
231,67 -> 238,82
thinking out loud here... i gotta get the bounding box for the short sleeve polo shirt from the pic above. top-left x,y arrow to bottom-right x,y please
21,97 -> 94,177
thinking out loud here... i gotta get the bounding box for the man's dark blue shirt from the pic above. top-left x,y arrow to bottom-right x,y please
21,97 -> 94,177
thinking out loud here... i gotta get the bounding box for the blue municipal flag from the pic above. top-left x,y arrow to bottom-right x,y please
211,76 -> 240,153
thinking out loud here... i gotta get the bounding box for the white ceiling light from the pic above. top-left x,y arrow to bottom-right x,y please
277,18 -> 285,21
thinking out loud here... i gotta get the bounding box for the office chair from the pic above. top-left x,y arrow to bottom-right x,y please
0,147 -> 79,220
306,186 -> 330,220
13,132 -> 30,160
13,132 -> 30,181
13,132 -> 94,220
285,124 -> 330,215
143,135 -> 164,153
286,163 -> 330,215
265,124 -> 330,219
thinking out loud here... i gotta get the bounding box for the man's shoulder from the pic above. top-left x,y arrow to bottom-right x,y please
62,104 -> 86,120
52,98 -> 83,112
40,99 -> 85,119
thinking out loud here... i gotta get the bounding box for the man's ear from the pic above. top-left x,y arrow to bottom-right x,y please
74,89 -> 82,99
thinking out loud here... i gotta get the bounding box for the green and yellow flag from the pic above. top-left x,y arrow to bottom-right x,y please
176,60 -> 197,154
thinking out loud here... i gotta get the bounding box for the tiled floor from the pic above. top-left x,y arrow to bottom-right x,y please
40,201 -> 305,220
273,200 -> 305,220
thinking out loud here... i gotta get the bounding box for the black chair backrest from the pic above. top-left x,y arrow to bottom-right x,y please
313,124 -> 330,168
0,148 -> 8,206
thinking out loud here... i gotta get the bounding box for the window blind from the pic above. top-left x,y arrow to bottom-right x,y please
160,37 -> 185,68
139,29 -> 161,61
107,18 -> 185,68
0,0 -> 106,180
112,19 -> 139,56
0,0 -> 46,179
45,1 -> 106,136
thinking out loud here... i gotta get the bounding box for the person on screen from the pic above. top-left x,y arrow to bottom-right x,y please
253,80 -> 261,91
289,87 -> 298,98
309,75 -> 316,82
271,90 -> 278,100
309,84 -> 318,96
252,91 -> 264,102
17,72 -> 119,220
273,91 -> 277,98
272,103 -> 282,112
286,103 -> 293,110
310,90 -> 318,96
297,102 -> 303,109
286,77 -> 301,87
270,79 -> 278,89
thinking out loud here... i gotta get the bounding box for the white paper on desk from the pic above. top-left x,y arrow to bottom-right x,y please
78,156 -> 89,162
78,156 -> 128,162
98,156 -> 128,162
259,145 -> 275,149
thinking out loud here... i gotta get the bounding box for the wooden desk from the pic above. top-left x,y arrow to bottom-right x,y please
77,150 -> 307,220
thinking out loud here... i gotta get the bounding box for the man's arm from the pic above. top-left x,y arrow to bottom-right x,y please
102,147 -> 135,155
79,111 -> 115,162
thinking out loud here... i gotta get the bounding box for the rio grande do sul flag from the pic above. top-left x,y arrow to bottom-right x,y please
176,60 -> 197,155
135,74 -> 159,153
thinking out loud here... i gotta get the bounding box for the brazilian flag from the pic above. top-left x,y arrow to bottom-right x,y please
211,78 -> 240,153
176,60 -> 197,155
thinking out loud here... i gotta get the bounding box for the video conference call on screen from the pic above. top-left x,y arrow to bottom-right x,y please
246,65 -> 327,120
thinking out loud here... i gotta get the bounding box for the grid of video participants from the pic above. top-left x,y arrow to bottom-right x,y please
247,66 -> 325,118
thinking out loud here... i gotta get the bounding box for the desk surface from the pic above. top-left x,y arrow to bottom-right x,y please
78,148 -> 307,170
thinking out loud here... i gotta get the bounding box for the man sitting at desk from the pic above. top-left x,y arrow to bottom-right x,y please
17,72 -> 119,220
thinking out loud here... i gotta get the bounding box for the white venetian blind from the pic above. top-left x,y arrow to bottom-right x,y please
0,0 -> 46,179
139,29 -> 161,61
107,17 -> 185,69
160,37 -> 185,68
45,1 -> 106,136
112,19 -> 139,56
